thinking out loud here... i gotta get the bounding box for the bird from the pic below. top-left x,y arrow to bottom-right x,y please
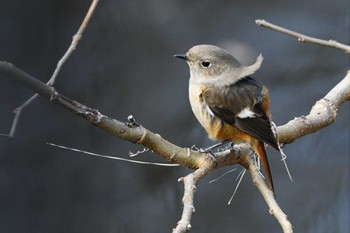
174,44 -> 279,194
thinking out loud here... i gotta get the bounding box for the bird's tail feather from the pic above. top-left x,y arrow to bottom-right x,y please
254,141 -> 275,195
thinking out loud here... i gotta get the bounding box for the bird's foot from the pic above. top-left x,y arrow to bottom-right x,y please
191,145 -> 217,163
191,141 -> 233,164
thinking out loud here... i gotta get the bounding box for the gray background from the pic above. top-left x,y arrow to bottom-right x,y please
0,0 -> 349,232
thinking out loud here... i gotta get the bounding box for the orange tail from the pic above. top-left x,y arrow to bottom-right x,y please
253,141 -> 275,195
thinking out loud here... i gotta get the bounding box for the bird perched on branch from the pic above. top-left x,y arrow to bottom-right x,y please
174,44 -> 279,194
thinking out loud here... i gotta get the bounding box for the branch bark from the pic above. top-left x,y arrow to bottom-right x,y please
0,61 -> 235,170
277,71 -> 350,144
173,165 -> 214,233
256,19 -> 350,54
242,155 -> 293,233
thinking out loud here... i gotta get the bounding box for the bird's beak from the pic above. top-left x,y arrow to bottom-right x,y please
173,54 -> 188,61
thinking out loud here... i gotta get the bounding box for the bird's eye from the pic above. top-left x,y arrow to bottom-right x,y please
201,60 -> 211,68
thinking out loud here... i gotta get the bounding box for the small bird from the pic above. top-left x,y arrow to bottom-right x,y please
174,44 -> 279,194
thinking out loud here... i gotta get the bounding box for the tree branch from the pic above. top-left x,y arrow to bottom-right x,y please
277,71 -> 350,143
242,155 -> 293,233
173,165 -> 215,233
0,0 -> 99,139
0,61 -> 234,169
49,0 -> 100,85
255,19 -> 350,54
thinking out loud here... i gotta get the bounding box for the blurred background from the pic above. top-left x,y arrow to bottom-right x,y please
0,0 -> 349,232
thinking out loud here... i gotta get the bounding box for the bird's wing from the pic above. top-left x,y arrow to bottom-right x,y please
203,77 -> 279,151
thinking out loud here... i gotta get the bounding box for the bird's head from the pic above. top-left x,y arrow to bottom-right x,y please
175,44 -> 263,86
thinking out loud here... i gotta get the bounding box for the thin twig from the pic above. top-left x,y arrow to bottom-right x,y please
256,19 -> 350,54
128,147 -> 149,157
0,0 -> 99,138
49,0 -> 99,84
209,168 -> 237,183
0,94 -> 37,138
227,168 -> 246,205
47,143 -> 179,166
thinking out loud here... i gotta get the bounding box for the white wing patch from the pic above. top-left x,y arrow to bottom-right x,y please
237,107 -> 255,118
204,104 -> 215,117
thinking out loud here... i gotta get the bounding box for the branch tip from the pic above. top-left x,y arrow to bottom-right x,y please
256,19 -> 350,53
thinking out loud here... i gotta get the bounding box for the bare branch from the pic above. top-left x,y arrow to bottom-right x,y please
0,62 -> 227,170
173,165 -> 215,233
255,19 -> 350,54
49,0 -> 100,85
277,71 -> 350,144
0,0 -> 99,139
0,92 -> 36,138
242,155 -> 293,233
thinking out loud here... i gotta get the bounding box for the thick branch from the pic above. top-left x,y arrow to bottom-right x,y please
0,61 -> 236,170
277,71 -> 350,144
173,165 -> 214,233
242,155 -> 293,233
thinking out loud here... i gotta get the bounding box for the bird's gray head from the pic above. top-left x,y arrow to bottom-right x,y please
175,44 -> 263,86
